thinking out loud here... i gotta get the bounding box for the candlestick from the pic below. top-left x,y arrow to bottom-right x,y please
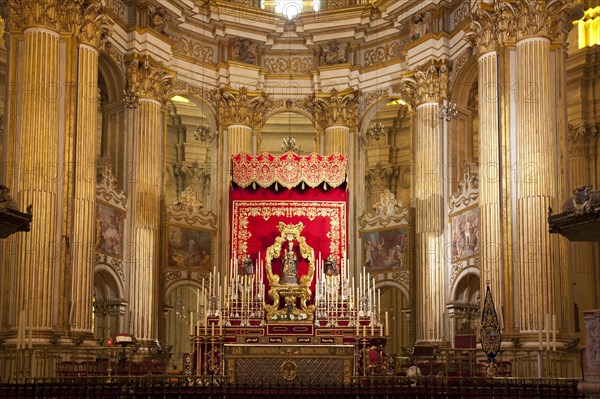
363,324 -> 366,337
371,313 -> 374,335
211,322 -> 214,337
190,311 -> 194,335
356,312 -> 359,335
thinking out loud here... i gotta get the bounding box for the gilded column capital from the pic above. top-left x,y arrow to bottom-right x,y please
366,163 -> 396,193
8,0 -> 81,33
397,62 -> 449,108
76,0 -> 108,48
568,123 -> 599,158
125,53 -> 174,107
311,88 -> 360,129
469,5 -> 499,54
216,86 -> 267,129
496,0 -> 571,43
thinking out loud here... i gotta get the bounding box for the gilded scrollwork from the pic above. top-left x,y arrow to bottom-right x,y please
96,160 -> 127,209
448,162 -> 479,213
171,34 -> 215,63
363,41 -> 404,67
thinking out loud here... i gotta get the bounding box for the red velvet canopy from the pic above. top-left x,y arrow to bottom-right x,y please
229,152 -> 348,301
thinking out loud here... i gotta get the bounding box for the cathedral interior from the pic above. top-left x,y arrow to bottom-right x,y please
0,0 -> 599,397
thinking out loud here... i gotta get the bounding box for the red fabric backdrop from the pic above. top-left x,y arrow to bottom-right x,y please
229,184 -> 348,302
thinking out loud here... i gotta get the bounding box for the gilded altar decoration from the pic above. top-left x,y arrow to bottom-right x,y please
264,222 -> 316,321
480,285 -> 502,376
232,151 -> 347,189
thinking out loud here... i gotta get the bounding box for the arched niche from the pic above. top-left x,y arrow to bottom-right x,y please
166,95 -> 218,208
97,54 -> 126,190
377,282 -> 413,358
360,97 -> 412,210
447,270 -> 480,349
164,282 -> 203,370
93,266 -> 126,345
260,111 -> 316,155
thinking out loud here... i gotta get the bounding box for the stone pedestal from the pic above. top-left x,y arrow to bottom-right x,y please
580,309 -> 600,398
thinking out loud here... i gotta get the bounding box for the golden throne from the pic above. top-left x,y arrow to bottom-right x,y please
264,222 -> 316,321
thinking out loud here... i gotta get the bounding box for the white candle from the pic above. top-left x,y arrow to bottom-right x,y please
190,311 -> 194,335
385,311 -> 389,337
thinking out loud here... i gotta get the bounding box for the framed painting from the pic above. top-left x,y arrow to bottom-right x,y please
450,205 -> 480,262
166,224 -> 213,270
95,202 -> 125,259
362,226 -> 410,273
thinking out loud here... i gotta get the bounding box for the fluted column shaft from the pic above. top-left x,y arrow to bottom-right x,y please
130,98 -> 163,343
515,36 -> 558,333
414,102 -> 443,342
477,50 -> 505,326
227,124 -> 253,156
70,43 -> 99,333
324,125 -> 349,155
12,26 -> 60,334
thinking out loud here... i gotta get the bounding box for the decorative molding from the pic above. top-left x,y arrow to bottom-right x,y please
358,189 -> 410,229
125,52 -> 174,107
217,86 -> 267,128
166,186 -> 217,228
263,57 -> 313,74
105,0 -> 126,22
96,160 -> 127,210
449,162 -> 479,213
95,253 -> 125,282
364,90 -> 389,109
395,62 -> 449,107
452,1 -> 471,28
363,40 -> 405,67
450,256 -> 479,287
568,123 -> 599,158
172,80 -> 217,113
391,270 -> 409,286
449,46 -> 474,91
101,40 -> 126,76
232,151 -> 347,190
311,88 -> 360,128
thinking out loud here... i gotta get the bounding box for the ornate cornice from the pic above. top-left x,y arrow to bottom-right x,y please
76,0 -> 107,48
396,62 -> 449,107
217,86 -> 267,128
124,53 -> 174,107
96,160 -> 127,210
358,188 -> 410,229
311,88 -> 360,128
449,162 -> 479,213
166,186 -> 217,227
568,123 -> 599,158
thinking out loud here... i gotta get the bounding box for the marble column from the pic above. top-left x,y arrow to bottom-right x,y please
399,64 -> 448,343
471,0 -> 571,342
227,124 -> 253,156
5,1 -> 64,342
70,1 -> 105,338
471,10 -> 507,330
125,53 -> 173,345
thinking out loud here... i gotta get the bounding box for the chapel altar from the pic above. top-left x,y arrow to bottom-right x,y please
188,152 -> 389,384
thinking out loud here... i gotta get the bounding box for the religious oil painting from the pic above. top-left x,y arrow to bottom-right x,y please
450,205 -> 480,261
95,203 -> 125,259
167,225 -> 212,270
362,227 -> 410,272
